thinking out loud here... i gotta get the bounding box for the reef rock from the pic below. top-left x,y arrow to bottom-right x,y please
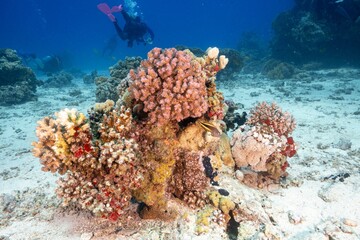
0,48 -> 39,105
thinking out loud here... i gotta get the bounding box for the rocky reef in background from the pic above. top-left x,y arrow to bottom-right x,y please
0,49 -> 40,105
42,71 -> 74,88
95,56 -> 142,103
271,0 -> 360,67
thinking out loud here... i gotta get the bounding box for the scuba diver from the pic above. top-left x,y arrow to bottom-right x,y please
97,3 -> 154,48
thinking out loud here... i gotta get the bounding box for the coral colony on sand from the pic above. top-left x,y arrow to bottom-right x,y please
231,102 -> 296,181
33,47 -> 296,231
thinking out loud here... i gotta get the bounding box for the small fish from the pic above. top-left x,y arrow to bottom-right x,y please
198,121 -> 221,137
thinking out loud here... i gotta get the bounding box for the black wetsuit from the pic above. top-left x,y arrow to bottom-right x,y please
113,11 -> 154,47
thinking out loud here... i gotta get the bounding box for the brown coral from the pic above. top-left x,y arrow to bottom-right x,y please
171,149 -> 209,206
33,106 -> 143,221
32,109 -> 95,175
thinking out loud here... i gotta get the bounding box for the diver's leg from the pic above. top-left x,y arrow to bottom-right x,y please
127,40 -> 134,48
121,11 -> 132,22
113,21 -> 127,40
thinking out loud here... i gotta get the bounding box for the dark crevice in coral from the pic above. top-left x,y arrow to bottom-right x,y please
202,156 -> 219,186
202,156 -> 213,178
178,117 -> 197,129
226,210 -> 240,240
136,202 -> 147,215
132,103 -> 148,121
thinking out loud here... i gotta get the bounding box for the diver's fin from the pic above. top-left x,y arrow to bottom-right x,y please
97,3 -> 116,22
97,3 -> 111,14
111,5 -> 123,13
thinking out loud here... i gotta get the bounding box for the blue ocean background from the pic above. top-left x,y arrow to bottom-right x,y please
0,0 -> 293,70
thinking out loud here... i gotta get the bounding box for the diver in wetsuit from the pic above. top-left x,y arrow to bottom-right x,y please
97,3 -> 154,48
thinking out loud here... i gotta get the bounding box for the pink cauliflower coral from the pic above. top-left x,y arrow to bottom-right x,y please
247,102 -> 296,137
129,48 -> 208,125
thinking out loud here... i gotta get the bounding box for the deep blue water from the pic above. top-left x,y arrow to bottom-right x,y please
0,0 -> 293,69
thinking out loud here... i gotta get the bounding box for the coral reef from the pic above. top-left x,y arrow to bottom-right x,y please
109,56 -> 142,79
271,1 -> 360,66
33,47 -> 298,237
0,48 -> 39,105
231,102 -> 296,180
217,48 -> 245,81
237,31 -> 268,60
262,59 -> 296,80
83,70 -> 98,84
33,47 -> 231,220
43,71 -> 74,88
95,56 -> 142,102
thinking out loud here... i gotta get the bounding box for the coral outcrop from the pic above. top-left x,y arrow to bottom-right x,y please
129,48 -> 209,125
271,1 -> 360,66
231,102 -> 296,180
262,59 -> 296,80
95,56 -> 142,102
33,47 -> 232,220
83,70 -> 98,84
33,106 -> 143,221
33,47 -> 297,236
0,48 -> 39,105
43,71 -> 74,88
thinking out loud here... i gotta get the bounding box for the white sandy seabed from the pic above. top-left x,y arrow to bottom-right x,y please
0,68 -> 359,240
